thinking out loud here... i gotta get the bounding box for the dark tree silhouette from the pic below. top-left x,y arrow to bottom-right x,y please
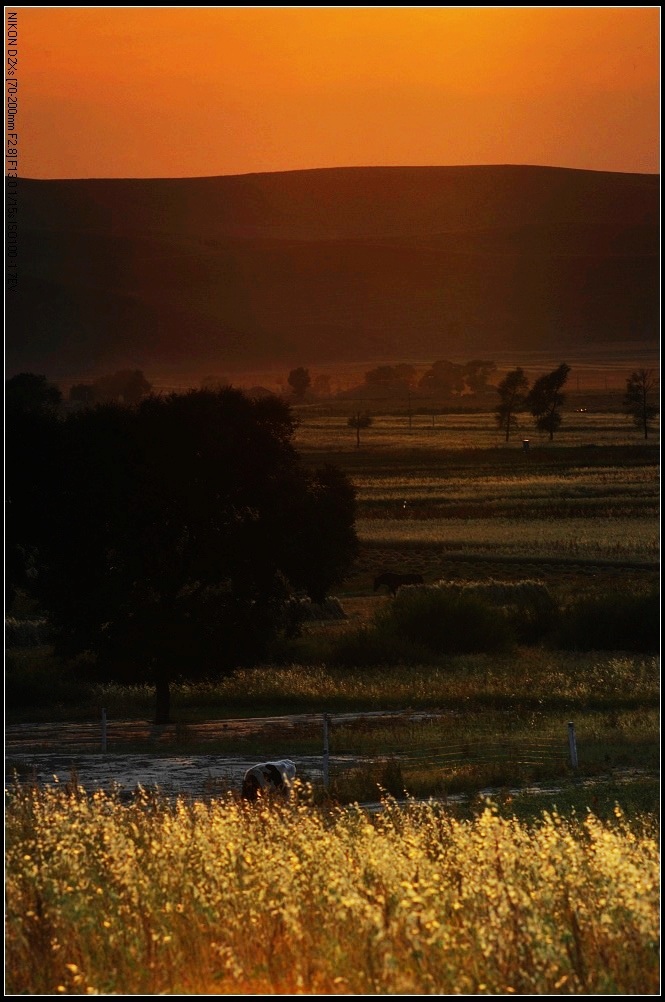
5,372 -> 62,415
623,369 -> 659,439
90,369 -> 153,404
348,411 -> 373,448
525,363 -> 571,441
463,359 -> 497,396
495,367 -> 529,442
418,360 -> 465,397
364,365 -> 416,394
69,383 -> 95,405
287,367 -> 311,400
6,388 -> 358,723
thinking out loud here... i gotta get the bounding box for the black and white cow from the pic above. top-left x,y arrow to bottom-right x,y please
241,759 -> 297,802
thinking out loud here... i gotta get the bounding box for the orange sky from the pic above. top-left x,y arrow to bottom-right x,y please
13,6 -> 661,178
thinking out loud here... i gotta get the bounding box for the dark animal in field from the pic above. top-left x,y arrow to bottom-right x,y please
373,572 -> 425,597
241,759 -> 297,802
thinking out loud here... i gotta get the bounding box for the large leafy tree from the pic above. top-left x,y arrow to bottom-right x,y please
6,388 -> 358,723
5,374 -> 63,604
495,367 -> 529,442
525,363 -> 571,441
623,369 -> 659,440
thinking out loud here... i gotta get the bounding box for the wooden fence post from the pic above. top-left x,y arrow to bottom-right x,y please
567,721 -> 578,769
101,708 -> 107,754
323,713 -> 330,790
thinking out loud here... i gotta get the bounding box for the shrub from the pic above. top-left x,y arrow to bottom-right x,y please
554,586 -> 659,653
330,625 -> 431,668
5,649 -> 92,708
433,579 -> 557,644
376,585 -> 516,656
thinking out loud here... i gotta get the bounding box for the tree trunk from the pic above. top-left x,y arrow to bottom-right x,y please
154,676 -> 171,725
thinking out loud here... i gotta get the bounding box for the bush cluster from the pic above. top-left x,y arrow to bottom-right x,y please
554,586 -> 660,653
5,581 -> 659,709
326,580 -> 658,667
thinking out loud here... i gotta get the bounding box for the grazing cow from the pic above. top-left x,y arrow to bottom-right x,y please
373,572 -> 425,597
241,759 -> 297,802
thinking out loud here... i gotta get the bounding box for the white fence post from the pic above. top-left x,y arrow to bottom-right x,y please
567,721 -> 578,769
101,708 -> 107,754
323,713 -> 330,790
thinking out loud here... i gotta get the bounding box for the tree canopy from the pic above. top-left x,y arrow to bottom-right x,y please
525,363 -> 571,441
287,367 -> 311,400
623,369 -> 659,439
495,367 -> 529,442
364,365 -> 417,394
69,369 -> 153,406
6,372 -> 62,415
6,387 -> 358,722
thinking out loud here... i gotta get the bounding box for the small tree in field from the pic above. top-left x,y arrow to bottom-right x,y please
495,367 -> 529,442
526,363 -> 571,441
623,369 -> 659,439
287,367 -> 311,401
348,411 -> 373,448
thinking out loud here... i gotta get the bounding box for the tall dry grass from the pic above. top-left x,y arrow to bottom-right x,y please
5,784 -> 659,995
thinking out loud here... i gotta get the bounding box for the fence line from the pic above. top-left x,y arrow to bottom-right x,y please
322,715 -> 577,790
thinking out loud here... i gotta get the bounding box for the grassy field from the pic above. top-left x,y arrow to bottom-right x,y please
292,408 -> 660,452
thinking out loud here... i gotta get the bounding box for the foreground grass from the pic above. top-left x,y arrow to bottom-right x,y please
5,785 -> 659,996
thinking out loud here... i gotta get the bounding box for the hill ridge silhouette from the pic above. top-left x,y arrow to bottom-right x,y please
8,165 -> 658,377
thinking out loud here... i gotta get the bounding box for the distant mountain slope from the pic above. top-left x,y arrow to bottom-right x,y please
7,165 -> 659,377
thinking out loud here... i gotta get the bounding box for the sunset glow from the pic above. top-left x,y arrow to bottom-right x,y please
15,6 -> 660,179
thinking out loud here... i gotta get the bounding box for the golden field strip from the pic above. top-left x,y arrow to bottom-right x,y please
5,787 -> 659,996
356,516 -> 658,560
352,466 -> 658,504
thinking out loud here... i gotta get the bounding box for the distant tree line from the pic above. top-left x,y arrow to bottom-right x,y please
283,360 -> 497,403
285,361 -> 659,445
69,369 -> 153,406
360,360 -> 498,399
